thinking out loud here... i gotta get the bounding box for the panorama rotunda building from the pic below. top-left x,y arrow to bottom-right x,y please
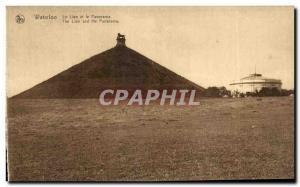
229,73 -> 282,95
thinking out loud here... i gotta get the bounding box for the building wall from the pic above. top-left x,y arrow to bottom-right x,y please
230,82 -> 282,94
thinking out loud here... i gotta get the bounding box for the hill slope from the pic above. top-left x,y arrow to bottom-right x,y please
13,45 -> 204,98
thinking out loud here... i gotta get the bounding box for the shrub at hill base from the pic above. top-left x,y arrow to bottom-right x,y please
204,87 -> 231,97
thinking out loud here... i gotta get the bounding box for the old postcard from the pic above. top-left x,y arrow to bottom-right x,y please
6,6 -> 294,181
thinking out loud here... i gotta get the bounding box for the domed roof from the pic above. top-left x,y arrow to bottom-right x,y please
230,73 -> 282,85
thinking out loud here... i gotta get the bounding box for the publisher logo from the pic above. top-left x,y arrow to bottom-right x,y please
15,14 -> 25,24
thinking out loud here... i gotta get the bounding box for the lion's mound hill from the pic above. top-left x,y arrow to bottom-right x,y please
12,34 -> 204,99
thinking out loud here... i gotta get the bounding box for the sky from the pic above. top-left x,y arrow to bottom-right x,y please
7,6 -> 294,97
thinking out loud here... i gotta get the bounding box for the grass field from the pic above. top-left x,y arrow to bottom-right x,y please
7,97 -> 294,181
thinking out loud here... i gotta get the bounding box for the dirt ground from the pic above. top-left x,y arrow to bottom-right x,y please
7,97 -> 294,181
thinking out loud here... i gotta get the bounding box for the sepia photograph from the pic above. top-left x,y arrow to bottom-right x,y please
6,6 -> 295,181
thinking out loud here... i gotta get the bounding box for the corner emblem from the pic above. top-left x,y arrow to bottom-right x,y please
15,14 -> 25,24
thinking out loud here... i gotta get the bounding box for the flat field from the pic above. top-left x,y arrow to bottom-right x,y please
7,97 -> 294,181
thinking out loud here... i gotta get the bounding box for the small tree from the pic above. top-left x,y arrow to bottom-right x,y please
219,86 -> 231,97
258,87 -> 281,97
204,87 -> 221,97
281,89 -> 294,96
204,86 -> 231,97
